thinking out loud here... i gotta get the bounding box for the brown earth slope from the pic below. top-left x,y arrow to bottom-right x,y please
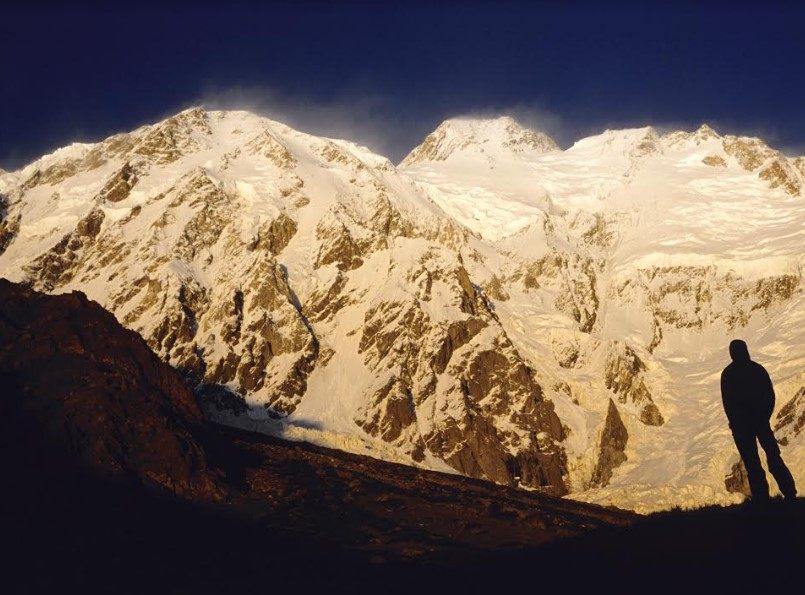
0,279 -> 631,592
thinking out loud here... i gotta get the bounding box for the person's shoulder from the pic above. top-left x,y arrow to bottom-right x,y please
721,363 -> 735,384
749,360 -> 769,373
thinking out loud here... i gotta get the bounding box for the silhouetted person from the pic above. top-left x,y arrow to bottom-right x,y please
721,339 -> 797,504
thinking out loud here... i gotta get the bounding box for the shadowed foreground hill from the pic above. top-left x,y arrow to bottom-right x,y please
2,279 -> 804,594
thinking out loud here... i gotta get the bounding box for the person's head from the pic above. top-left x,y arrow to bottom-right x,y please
729,339 -> 751,362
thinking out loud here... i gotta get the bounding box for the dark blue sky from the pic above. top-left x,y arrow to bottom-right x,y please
3,1 -> 805,169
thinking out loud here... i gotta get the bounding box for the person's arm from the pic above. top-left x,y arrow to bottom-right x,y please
761,367 -> 775,420
721,370 -> 734,427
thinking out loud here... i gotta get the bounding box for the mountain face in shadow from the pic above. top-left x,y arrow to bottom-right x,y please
0,279 -> 633,592
0,278 -> 223,500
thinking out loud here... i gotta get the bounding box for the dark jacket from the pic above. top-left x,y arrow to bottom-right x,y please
720,358 -> 775,431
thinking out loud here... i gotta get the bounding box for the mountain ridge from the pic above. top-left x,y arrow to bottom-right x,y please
2,107 -> 805,512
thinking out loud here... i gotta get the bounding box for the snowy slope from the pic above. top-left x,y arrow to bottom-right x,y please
3,108 -> 805,512
400,118 -> 805,512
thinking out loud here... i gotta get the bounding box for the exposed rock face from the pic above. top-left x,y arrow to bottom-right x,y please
133,107 -> 212,164
629,128 -> 661,159
504,250 -> 601,333
250,212 -> 298,254
589,399 -> 629,488
661,123 -> 720,149
355,250 -> 567,493
724,460 -> 752,498
0,193 -> 19,255
99,161 -> 140,203
723,135 -> 803,195
603,343 -> 664,426
723,136 -> 777,171
314,208 -> 369,271
554,255 -> 600,333
610,265 -> 801,353
702,155 -> 727,167
20,133 -> 136,192
759,158 -> 801,195
500,120 -> 560,154
551,332 -> 582,369
795,157 -> 805,178
775,387 -> 805,441
244,129 -> 297,169
400,116 -> 558,165
25,207 -> 106,290
0,279 -> 222,500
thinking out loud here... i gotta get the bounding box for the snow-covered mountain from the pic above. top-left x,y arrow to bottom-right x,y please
2,107 -> 805,512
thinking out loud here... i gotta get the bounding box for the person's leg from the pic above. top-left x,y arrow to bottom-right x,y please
757,423 -> 797,498
733,430 -> 770,502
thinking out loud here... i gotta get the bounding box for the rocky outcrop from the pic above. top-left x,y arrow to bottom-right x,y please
446,344 -> 567,492
795,157 -> 805,177
603,343 -> 664,426
589,399 -> 629,488
171,171 -> 234,261
611,266 -> 801,353
133,107 -> 212,165
0,193 -> 18,255
577,213 -> 616,249
356,251 -> 567,494
629,128 -> 661,159
751,274 -> 800,312
554,255 -> 600,333
702,155 -> 727,167
248,212 -> 297,254
481,274 -> 510,301
775,386 -> 805,441
356,376 -> 425,460
723,136 -> 803,195
507,251 -> 600,333
724,460 -> 751,497
304,270 -> 351,322
723,136 -> 777,171
245,129 -> 297,169
0,279 -> 223,500
21,133 -> 136,191
551,332 -> 582,369
758,158 -> 801,196
658,124 -> 715,150
98,161 -> 139,203
25,207 -> 106,290
500,121 -> 559,154
314,211 -> 368,271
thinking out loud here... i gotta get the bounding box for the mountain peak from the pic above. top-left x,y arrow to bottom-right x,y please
568,126 -> 660,156
695,123 -> 720,138
661,123 -> 722,148
400,115 -> 558,166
